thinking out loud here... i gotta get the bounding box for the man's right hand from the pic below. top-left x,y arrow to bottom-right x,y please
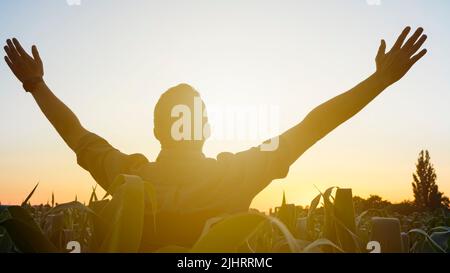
4,37 -> 90,150
4,38 -> 44,92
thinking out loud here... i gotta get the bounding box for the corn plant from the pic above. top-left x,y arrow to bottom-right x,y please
0,182 -> 448,253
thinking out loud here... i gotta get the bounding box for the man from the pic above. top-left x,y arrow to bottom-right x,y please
3,27 -> 427,249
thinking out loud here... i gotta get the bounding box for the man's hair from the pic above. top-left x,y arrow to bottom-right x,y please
154,83 -> 207,148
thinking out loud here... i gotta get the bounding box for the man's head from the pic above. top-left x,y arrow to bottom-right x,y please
154,84 -> 209,151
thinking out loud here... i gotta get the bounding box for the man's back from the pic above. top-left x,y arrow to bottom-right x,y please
76,133 -> 292,249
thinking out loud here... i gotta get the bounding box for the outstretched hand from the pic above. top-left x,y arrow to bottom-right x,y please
375,27 -> 428,87
4,38 -> 44,92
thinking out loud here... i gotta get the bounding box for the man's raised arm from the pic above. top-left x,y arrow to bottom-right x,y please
281,27 -> 428,165
4,38 -> 89,150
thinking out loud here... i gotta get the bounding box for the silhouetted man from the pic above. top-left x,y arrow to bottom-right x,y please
4,27 -> 427,249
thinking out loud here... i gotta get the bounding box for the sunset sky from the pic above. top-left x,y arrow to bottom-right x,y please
1,0 -> 449,211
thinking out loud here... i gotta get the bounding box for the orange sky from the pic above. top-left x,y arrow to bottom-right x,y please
1,0 -> 449,211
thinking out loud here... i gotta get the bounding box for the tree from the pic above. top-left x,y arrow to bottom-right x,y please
352,195 -> 391,214
412,150 -> 449,209
366,195 -> 391,209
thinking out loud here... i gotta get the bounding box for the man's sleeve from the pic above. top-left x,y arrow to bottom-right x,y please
75,133 -> 149,191
217,135 -> 293,201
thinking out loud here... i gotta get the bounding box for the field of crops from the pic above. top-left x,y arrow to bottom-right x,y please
0,176 -> 449,253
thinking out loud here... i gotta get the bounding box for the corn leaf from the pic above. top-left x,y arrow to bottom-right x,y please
21,182 -> 39,207
334,188 -> 358,252
1,219 -> 57,253
408,229 -> 446,253
100,175 -> 156,253
371,217 -> 404,253
190,213 -> 267,253
303,238 -> 344,253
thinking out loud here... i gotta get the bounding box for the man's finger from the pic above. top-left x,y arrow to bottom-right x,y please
376,39 -> 386,60
6,39 -> 21,61
4,55 -> 14,70
12,38 -> 31,58
403,27 -> 424,50
409,34 -> 427,56
409,49 -> 427,66
392,26 -> 411,50
4,45 -> 18,63
4,56 -> 20,78
32,45 -> 43,67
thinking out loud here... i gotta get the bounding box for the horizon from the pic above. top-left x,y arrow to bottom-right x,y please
0,183 -> 417,211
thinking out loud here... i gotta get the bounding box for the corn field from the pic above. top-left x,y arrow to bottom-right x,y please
0,176 -> 449,253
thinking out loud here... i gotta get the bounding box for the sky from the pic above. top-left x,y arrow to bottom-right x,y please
0,0 -> 449,211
